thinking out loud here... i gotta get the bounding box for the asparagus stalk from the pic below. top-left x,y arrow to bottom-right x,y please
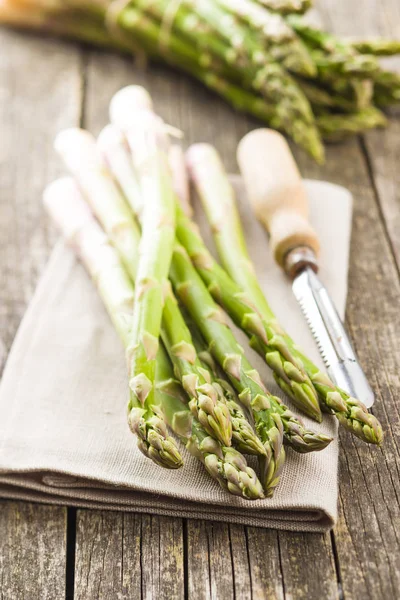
188,144 -> 383,445
169,241 -> 332,461
168,144 -> 192,217
121,108 -> 178,462
55,123 -> 184,465
317,106 -> 387,141
43,177 -> 183,468
54,128 -> 141,282
187,314 -> 267,457
98,121 -> 266,458
102,86 -> 332,460
44,177 -> 264,498
350,38 -> 400,56
183,144 -> 321,421
156,347 -> 265,499
106,89 -> 233,448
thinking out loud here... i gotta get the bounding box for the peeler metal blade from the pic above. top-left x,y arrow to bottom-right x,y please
292,267 -> 374,408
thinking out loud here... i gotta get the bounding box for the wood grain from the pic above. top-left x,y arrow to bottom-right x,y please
0,28 -> 83,600
294,2 -> 400,596
0,502 -> 67,600
293,128 -> 400,600
74,511 -> 184,600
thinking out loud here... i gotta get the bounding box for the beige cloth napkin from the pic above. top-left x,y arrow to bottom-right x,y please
0,178 -> 352,532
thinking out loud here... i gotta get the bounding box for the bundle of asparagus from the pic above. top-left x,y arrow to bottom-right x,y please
2,0 -> 400,162
42,84 -> 383,501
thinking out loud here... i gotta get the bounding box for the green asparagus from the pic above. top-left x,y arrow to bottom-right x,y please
43,177 -> 183,468
44,176 -> 264,498
188,142 -> 383,445
104,86 -> 331,454
156,348 -> 265,499
2,0 -> 399,159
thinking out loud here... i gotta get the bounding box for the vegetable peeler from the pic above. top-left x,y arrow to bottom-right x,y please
237,128 -> 374,408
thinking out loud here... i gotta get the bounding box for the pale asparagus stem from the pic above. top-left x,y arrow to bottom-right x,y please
54,128 -> 141,282
43,177 -> 183,468
97,125 -> 145,219
185,145 -> 383,444
157,344 -> 264,499
45,177 -> 263,498
185,144 -> 322,422
168,145 -> 192,217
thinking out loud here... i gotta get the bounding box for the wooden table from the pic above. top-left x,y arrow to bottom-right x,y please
1,1 -> 399,598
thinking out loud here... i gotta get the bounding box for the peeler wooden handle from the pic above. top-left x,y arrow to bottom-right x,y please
237,129 -> 320,270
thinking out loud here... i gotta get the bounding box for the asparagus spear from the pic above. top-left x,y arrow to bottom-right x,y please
102,86 -> 332,460
109,87 -> 235,447
317,106 -> 387,141
44,177 -> 264,498
55,121 -> 184,465
188,143 -> 383,445
169,241 -> 332,462
351,38 -> 400,56
182,144 -> 320,421
187,314 -> 267,457
156,347 -> 265,499
43,177 -> 183,468
98,121 -> 266,458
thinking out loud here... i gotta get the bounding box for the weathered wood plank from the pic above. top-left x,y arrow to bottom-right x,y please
74,510 -> 141,600
186,521 -> 236,600
278,532 -> 339,600
0,29 -> 83,355
297,1 -> 400,596
141,514 -> 184,600
0,27 -> 83,600
74,511 -> 184,600
0,501 -> 67,600
293,135 -> 400,599
246,528 -> 284,600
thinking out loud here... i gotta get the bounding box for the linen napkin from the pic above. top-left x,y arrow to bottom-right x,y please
0,177 -> 352,532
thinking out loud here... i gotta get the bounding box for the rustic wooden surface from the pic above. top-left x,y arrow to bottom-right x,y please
0,0 -> 399,597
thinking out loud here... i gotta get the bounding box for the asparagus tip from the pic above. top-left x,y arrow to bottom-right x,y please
109,85 -> 153,129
